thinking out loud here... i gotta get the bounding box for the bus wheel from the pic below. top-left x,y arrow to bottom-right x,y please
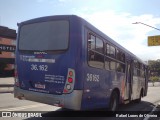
109,91 -> 119,111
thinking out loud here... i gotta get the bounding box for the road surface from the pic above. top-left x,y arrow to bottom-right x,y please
0,78 -> 160,119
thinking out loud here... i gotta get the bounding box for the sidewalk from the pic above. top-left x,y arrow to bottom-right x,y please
148,82 -> 160,87
0,77 -> 14,84
0,77 -> 14,93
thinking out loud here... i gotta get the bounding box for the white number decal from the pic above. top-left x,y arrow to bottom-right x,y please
31,64 -> 48,71
87,73 -> 99,82
39,65 -> 48,71
31,64 -> 38,71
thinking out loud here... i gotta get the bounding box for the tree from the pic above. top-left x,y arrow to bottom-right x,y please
148,59 -> 160,86
148,59 -> 160,76
150,76 -> 159,86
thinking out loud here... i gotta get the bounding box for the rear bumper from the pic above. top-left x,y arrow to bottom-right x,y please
14,86 -> 83,110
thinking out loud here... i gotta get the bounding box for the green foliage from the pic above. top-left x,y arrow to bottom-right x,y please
150,76 -> 159,82
150,76 -> 159,86
148,59 -> 160,76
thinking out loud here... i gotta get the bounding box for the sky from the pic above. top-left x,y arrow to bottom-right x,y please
0,0 -> 160,61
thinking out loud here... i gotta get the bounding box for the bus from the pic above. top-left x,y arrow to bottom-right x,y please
14,15 -> 148,111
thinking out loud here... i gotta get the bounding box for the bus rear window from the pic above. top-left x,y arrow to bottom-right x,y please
19,20 -> 69,51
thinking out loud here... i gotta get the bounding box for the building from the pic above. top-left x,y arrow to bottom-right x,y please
0,26 -> 16,77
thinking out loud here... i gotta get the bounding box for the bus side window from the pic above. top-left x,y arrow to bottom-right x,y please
105,57 -> 116,71
105,43 -> 110,56
96,37 -> 104,53
110,60 -> 116,70
116,49 -> 120,60
140,64 -> 145,77
88,33 -> 104,69
110,45 -> 116,58
133,60 -> 137,76
88,34 -> 96,50
105,44 -> 116,58
137,62 -> 141,76
117,63 -> 125,73
88,34 -> 96,61
105,57 -> 110,70
133,67 -> 137,76
117,49 -> 125,62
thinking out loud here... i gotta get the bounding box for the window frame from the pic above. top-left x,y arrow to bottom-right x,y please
87,32 -> 104,69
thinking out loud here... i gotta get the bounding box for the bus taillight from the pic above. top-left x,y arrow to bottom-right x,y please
69,71 -> 73,76
68,77 -> 73,83
63,68 -> 75,94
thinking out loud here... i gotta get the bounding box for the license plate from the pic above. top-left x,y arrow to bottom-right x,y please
35,83 -> 45,89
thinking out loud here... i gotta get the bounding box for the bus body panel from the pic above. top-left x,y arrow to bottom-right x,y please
81,67 -> 125,110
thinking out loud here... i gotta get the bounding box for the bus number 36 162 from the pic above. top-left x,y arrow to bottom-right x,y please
31,64 -> 48,71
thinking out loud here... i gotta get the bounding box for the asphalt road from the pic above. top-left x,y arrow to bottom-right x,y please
0,80 -> 160,120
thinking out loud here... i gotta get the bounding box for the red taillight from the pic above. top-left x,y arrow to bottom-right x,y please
69,71 -> 73,76
63,68 -> 75,94
68,77 -> 73,83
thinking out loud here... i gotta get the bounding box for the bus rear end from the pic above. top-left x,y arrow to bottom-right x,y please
14,15 -> 83,110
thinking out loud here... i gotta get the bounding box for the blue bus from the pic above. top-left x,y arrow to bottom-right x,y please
14,15 -> 148,111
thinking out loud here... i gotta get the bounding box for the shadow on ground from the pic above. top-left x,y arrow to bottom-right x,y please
25,100 -> 155,120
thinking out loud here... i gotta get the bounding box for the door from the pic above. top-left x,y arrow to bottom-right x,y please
124,60 -> 132,100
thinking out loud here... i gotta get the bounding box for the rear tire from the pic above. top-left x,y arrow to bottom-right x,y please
109,91 -> 119,111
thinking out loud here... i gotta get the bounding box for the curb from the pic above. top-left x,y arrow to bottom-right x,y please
0,84 -> 14,87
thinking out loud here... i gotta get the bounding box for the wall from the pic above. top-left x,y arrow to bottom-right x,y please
0,26 -> 16,77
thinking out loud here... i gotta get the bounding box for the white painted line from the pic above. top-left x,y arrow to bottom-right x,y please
0,104 -> 46,111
